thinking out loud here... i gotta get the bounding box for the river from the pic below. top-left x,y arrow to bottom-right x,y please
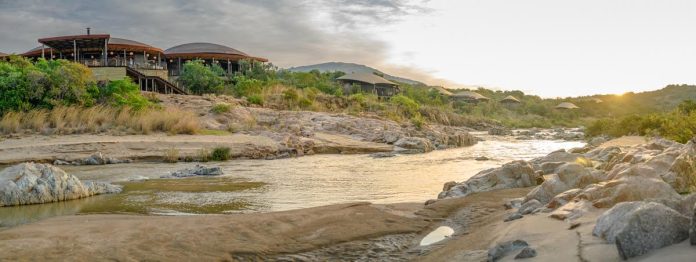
0,134 -> 583,228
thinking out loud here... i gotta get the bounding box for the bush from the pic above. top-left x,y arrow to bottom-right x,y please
102,78 -> 151,110
210,147 -> 231,161
164,147 -> 179,163
233,75 -> 263,97
282,88 -> 299,102
211,103 -> 232,114
247,95 -> 264,105
178,60 -> 224,95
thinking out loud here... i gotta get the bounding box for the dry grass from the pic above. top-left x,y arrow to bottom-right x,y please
0,106 -> 201,135
164,147 -> 180,163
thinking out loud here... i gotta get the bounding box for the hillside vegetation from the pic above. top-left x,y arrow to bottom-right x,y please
2,56 -> 695,138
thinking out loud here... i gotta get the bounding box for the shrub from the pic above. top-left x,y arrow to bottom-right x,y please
196,148 -> 211,162
233,75 -> 263,97
210,147 -> 231,161
282,88 -> 299,102
102,78 -> 151,110
247,95 -> 264,105
211,103 -> 232,114
298,97 -> 313,109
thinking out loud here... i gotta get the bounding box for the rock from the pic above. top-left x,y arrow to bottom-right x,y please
382,131 -> 401,144
593,202 -> 690,259
448,132 -> 477,147
439,161 -> 540,199
504,213 -> 523,222
692,202 -> 696,245
519,199 -> 542,215
514,247 -> 537,259
166,165 -> 224,178
52,160 -> 71,165
394,137 -> 435,154
504,198 -> 524,209
475,156 -> 490,161
525,163 -> 601,204
576,176 -> 681,209
369,152 -> 396,158
424,199 -> 437,206
612,202 -> 690,259
487,240 -> 529,262
588,136 -> 609,146
53,152 -> 130,166
442,181 -> 457,192
0,163 -> 122,207
488,127 -> 511,136
546,188 -> 583,209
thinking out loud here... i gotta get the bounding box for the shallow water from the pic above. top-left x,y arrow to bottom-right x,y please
420,226 -> 455,246
0,135 -> 583,227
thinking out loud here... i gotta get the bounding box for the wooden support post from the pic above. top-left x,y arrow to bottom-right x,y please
104,39 -> 108,66
178,58 -> 181,75
50,49 -> 53,60
73,40 -> 77,62
41,44 -> 45,59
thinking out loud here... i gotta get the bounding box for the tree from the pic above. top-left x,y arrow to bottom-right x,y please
178,60 -> 224,95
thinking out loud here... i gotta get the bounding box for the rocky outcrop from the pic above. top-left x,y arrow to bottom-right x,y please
524,163 -> 602,204
0,163 -> 121,207
439,161 -> 540,199
593,202 -> 690,259
487,239 -> 529,262
163,165 -> 224,178
514,247 -> 537,259
691,202 -> 696,245
53,152 -> 132,166
394,137 -> 435,154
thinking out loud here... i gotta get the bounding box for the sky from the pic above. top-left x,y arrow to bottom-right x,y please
0,0 -> 694,97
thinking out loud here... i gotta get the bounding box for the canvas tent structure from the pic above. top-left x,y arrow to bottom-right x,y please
555,102 -> 580,110
500,95 -> 521,104
429,86 -> 454,96
452,91 -> 490,103
337,72 -> 400,98
164,42 -> 267,77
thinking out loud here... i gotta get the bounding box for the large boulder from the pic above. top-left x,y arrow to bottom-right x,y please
524,163 -> 602,204
394,137 -> 435,154
593,202 -> 690,259
0,163 -> 122,207
439,160 -> 539,199
487,239 -> 529,262
576,176 -> 681,209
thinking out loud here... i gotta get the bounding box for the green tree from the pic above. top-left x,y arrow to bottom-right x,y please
178,60 -> 224,95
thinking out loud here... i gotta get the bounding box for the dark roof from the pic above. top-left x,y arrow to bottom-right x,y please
38,34 -> 110,51
108,37 -> 163,53
429,86 -> 453,96
337,73 -> 397,86
164,42 -> 267,62
0,52 -> 8,57
452,91 -> 490,100
22,46 -> 54,57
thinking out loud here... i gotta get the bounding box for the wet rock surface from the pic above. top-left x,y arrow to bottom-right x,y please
438,160 -> 540,199
0,163 -> 122,207
163,165 -> 224,178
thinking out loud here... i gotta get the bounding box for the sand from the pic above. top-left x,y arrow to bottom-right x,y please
598,136 -> 646,149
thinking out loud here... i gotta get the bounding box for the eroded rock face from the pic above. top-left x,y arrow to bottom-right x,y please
524,163 -> 602,204
0,163 -> 122,207
438,161 -> 539,199
594,202 -> 690,259
53,152 -> 132,166
576,176 -> 681,209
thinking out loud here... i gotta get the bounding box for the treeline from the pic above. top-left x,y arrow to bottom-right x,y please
586,100 -> 696,143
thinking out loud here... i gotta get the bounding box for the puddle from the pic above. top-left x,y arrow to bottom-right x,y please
419,226 -> 455,246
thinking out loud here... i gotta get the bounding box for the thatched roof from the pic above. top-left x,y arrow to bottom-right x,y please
337,72 -> 397,86
429,86 -> 453,96
0,52 -> 8,58
501,95 -> 521,103
164,42 -> 267,62
452,91 -> 490,100
556,102 -> 580,109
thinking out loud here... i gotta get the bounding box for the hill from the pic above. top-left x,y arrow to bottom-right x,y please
287,62 -> 426,86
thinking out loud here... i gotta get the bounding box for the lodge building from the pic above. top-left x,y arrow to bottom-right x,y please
18,29 -> 267,95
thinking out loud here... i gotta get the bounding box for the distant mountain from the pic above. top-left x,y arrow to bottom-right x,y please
287,62 -> 426,86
